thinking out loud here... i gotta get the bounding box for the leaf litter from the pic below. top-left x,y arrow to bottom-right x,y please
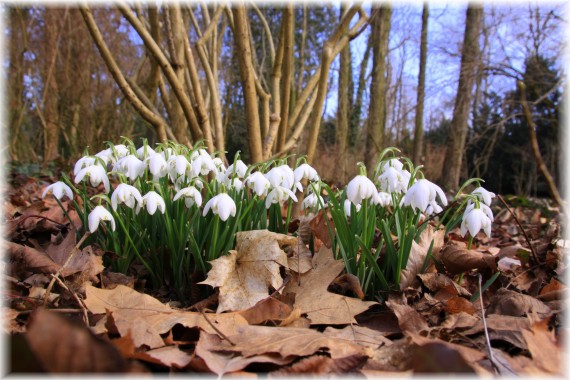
4,173 -> 566,376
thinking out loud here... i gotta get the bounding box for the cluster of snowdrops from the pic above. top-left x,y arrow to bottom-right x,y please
43,138 -> 495,300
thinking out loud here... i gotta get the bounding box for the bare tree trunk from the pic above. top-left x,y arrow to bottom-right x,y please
442,4 -> 483,191
8,8 -> 27,161
413,3 -> 429,165
336,5 -> 351,182
232,5 -> 263,163
352,34 -> 372,147
43,9 -> 61,162
364,5 -> 392,172
276,5 -> 294,153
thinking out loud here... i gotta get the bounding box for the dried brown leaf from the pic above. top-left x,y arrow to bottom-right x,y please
400,225 -> 445,290
329,273 -> 365,299
487,288 -> 551,317
323,325 -> 392,349
521,318 -> 562,374
200,230 -> 297,312
287,239 -> 313,274
440,244 -> 497,275
309,209 -> 333,249
45,232 -> 103,280
195,332 -> 293,375
412,342 -> 477,374
462,314 -> 530,350
25,308 -> 128,373
443,296 -> 477,315
6,241 -> 60,274
237,297 -> 293,325
385,299 -> 429,334
284,247 -> 376,325
112,332 -> 192,368
106,311 -> 164,349
417,272 -> 472,297
271,354 -> 367,375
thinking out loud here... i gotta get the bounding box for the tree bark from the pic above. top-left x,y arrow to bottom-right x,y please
413,3 -> 429,165
276,5 -> 294,153
336,5 -> 352,182
232,5 -> 263,163
43,9 -> 61,162
441,4 -> 483,191
364,5 -> 392,172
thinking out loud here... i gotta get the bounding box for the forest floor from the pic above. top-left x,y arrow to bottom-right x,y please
3,167 -> 567,376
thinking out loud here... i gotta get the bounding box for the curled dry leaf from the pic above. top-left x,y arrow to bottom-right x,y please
284,247 -> 376,325
385,298 -> 429,334
309,209 -> 334,249
271,354 -> 367,375
45,231 -> 103,280
6,240 -> 60,275
439,244 -> 497,275
287,238 -> 313,274
399,225 -> 445,290
200,230 -> 297,313
25,308 -> 128,373
112,332 -> 192,369
521,317 -> 561,374
417,273 -> 472,298
486,288 -> 551,318
323,325 -> 392,349
329,273 -> 365,299
237,296 -> 294,325
84,284 -> 248,339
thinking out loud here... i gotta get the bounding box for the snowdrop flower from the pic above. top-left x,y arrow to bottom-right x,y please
74,156 -> 98,176
301,193 -> 324,210
147,153 -> 168,180
173,186 -> 203,208
190,148 -> 209,161
159,147 -> 175,160
203,193 -> 236,221
245,171 -> 271,197
113,144 -> 130,159
401,179 -> 447,213
167,155 -> 192,181
294,163 -> 319,183
346,175 -> 377,205
372,191 -> 392,207
75,165 -> 110,193
226,177 -> 244,191
94,149 -> 113,166
225,160 -> 248,178
426,202 -> 443,215
191,153 -> 217,177
380,158 -> 404,172
42,181 -> 73,200
471,187 -> 495,206
213,157 -> 226,173
136,145 -> 156,160
460,205 -> 493,238
136,191 -> 166,215
111,183 -> 143,211
344,199 -> 361,217
88,205 -> 115,233
114,155 -> 146,181
377,166 -> 411,194
265,186 -> 298,208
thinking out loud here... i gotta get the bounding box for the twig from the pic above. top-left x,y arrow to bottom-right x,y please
199,309 -> 235,345
49,274 -> 89,326
479,273 -> 500,375
17,308 -> 85,315
497,195 -> 540,264
43,232 -> 90,306
17,214 -> 67,228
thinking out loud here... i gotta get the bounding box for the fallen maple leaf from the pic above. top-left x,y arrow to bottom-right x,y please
284,247 -> 376,325
417,273 -> 471,298
200,230 -> 297,313
486,288 -> 551,317
6,240 -> 60,275
237,296 -> 294,325
438,244 -> 497,275
271,354 -> 367,375
399,225 -> 445,290
521,317 -> 561,374
385,298 -> 429,334
25,308 -> 128,373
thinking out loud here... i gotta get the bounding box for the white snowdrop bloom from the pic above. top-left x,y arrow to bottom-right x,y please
426,202 -> 443,215
212,157 -> 226,173
173,186 -> 203,208
113,144 -> 130,159
136,145 -> 156,160
301,192 -> 324,210
471,187 -> 495,206
75,165 -> 110,193
377,166 -> 411,194
167,155 -> 192,181
191,153 -> 217,177
401,179 -> 447,213
460,207 -> 492,238
277,165 -> 299,190
245,171 -> 271,197
114,155 -> 146,181
42,181 -> 73,200
226,177 -> 244,191
372,191 -> 392,207
94,149 -> 113,165
203,193 -> 236,221
380,158 -> 404,172
159,147 -> 175,160
265,186 -> 298,209
264,166 -> 288,188
463,202 -> 494,222
88,205 -> 115,233
74,156 -> 97,176
147,153 -> 168,180
110,183 -> 143,211
190,148 -> 209,161
294,163 -> 320,183
136,191 -> 166,215
344,199 -> 361,217
346,175 -> 377,205
225,160 -> 248,178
